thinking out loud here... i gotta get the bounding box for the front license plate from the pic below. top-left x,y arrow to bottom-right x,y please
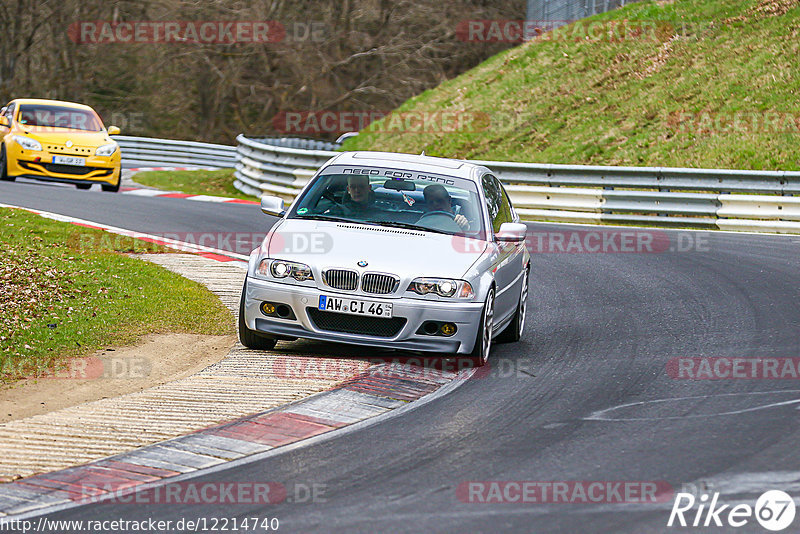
318,295 -> 393,318
52,155 -> 85,166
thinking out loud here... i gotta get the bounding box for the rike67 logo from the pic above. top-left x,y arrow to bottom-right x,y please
668,490 -> 796,531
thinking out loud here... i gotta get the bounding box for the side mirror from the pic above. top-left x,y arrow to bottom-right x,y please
496,222 -> 527,243
261,195 -> 286,217
107,125 -> 121,135
0,116 -> 9,128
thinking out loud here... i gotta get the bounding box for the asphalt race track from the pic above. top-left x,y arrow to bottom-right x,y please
0,180 -> 273,255
3,179 -> 800,533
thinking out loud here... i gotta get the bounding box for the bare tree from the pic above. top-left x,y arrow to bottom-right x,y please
0,0 -> 522,142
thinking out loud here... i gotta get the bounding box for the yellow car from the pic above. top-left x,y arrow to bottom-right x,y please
0,98 -> 122,192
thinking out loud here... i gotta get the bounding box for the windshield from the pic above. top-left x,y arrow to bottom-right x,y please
16,104 -> 104,131
289,165 -> 485,238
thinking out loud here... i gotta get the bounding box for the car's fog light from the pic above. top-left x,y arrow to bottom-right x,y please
260,301 -> 296,320
417,321 -> 458,337
440,323 -> 457,336
423,322 -> 439,335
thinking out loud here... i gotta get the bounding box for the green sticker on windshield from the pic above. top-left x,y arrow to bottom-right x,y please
298,208 -> 308,214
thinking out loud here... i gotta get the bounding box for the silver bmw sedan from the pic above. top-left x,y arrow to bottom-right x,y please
239,151 -> 530,365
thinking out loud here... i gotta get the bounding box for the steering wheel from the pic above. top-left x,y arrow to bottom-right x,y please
322,189 -> 340,203
417,210 -> 461,233
418,210 -> 456,220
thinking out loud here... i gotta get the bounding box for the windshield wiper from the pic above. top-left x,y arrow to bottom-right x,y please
293,214 -> 354,223
297,215 -> 455,236
363,220 -> 451,235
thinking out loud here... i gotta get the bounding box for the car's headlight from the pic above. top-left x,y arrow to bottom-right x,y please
13,135 -> 42,151
408,278 -> 474,298
95,143 -> 117,156
258,259 -> 314,282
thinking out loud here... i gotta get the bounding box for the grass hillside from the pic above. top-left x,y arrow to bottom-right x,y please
344,0 -> 800,170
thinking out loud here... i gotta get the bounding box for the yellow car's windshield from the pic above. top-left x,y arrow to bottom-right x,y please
17,104 -> 103,132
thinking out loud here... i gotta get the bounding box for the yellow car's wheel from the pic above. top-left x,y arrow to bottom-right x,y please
0,145 -> 15,182
102,165 -> 121,193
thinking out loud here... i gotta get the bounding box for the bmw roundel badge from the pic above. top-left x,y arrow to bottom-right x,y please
357,260 -> 368,267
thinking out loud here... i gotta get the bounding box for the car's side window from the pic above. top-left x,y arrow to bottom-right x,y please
482,174 -> 512,234
498,183 -> 515,224
4,103 -> 14,123
482,174 -> 500,231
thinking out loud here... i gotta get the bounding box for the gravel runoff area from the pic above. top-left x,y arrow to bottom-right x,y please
0,254 -> 368,481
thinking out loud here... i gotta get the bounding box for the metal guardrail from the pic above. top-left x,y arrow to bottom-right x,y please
233,134 -> 337,198
472,161 -> 800,232
115,135 -> 237,169
249,137 -> 342,151
233,135 -> 800,234
526,0 -> 633,31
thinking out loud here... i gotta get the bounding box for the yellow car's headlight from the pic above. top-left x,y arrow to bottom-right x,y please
95,143 -> 117,157
13,135 -> 42,152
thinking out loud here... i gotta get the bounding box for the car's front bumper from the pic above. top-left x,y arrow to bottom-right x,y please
6,144 -> 120,186
243,276 -> 484,354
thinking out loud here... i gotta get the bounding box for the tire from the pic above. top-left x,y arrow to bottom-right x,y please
76,183 -> 92,190
238,283 -> 278,350
102,164 -> 121,192
0,145 -> 14,181
497,265 -> 529,343
469,288 -> 495,366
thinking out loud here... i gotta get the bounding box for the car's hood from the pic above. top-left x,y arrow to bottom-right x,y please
265,218 -> 487,280
17,127 -> 113,145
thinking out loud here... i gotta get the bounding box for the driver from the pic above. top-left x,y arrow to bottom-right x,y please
326,175 -> 380,217
422,184 -> 469,231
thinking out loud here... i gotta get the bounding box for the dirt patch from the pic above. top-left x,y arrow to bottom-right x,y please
634,36 -> 679,80
0,254 -> 83,357
751,0 -> 799,18
0,333 -> 236,423
725,0 -> 799,23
